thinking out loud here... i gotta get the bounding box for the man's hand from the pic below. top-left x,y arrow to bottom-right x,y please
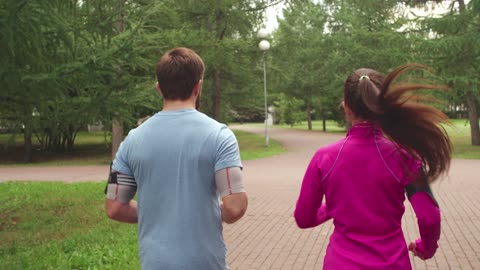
221,192 -> 248,224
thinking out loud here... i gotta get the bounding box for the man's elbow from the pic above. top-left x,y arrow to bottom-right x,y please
105,200 -> 123,221
222,193 -> 248,224
106,206 -> 120,220
223,204 -> 247,224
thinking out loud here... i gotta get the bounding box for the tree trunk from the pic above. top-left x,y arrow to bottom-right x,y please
306,101 -> 312,130
115,1 -> 125,33
210,7 -> 225,122
23,122 -> 33,163
456,0 -> 479,144
111,116 -> 124,159
322,112 -> 327,132
66,125 -> 76,152
212,69 -> 222,121
111,1 -> 125,159
466,91 -> 480,145
458,0 -> 465,12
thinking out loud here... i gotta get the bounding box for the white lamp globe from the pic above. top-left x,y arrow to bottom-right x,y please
257,29 -> 269,39
259,40 -> 270,51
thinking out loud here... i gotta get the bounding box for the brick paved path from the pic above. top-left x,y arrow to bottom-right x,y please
1,126 -> 479,269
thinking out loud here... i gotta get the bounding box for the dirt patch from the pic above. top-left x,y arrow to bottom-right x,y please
0,212 -> 20,231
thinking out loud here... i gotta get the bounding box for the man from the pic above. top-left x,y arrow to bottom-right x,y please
105,47 -> 248,269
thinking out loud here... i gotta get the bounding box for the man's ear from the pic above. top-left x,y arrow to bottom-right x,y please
193,80 -> 202,97
155,82 -> 164,98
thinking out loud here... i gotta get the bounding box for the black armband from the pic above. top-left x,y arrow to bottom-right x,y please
405,182 -> 439,207
104,162 -> 137,204
104,162 -> 118,194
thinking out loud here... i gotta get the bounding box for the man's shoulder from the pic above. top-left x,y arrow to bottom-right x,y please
196,111 -> 227,126
123,124 -> 145,141
194,112 -> 234,136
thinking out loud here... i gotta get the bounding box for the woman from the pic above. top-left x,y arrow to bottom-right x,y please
294,64 -> 451,269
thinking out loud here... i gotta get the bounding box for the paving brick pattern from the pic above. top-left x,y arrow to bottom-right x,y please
1,126 -> 479,269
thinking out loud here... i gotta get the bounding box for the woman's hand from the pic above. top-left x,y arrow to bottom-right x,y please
408,240 -> 427,260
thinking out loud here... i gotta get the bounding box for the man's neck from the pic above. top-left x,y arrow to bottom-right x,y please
162,99 -> 195,111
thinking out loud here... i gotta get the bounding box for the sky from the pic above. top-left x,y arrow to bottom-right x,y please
264,1 -> 285,32
262,0 -> 460,34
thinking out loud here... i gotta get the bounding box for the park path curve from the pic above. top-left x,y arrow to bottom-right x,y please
1,126 -> 480,269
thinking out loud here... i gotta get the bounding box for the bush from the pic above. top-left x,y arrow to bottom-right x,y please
274,93 -> 305,127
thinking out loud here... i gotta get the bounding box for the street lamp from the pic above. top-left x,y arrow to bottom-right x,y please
258,29 -> 270,146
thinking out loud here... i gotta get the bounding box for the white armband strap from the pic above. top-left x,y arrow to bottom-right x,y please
215,167 -> 245,198
105,171 -> 137,204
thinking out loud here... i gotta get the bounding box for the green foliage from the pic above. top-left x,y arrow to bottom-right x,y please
271,1 -> 332,126
269,0 -> 479,145
268,120 -> 347,133
271,0 -> 418,129
0,0 -> 161,157
414,0 -> 480,144
0,0 -> 278,160
417,1 -> 480,93
229,106 -> 265,123
0,131 -> 111,166
274,93 -> 305,127
2,0 -> 480,159
172,0 -> 270,121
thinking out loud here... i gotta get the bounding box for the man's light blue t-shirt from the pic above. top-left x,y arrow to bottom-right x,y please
112,109 -> 242,270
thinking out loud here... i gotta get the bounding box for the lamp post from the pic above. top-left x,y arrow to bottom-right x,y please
258,29 -> 270,146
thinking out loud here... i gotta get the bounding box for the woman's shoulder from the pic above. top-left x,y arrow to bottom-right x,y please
313,138 -> 348,162
376,136 -> 422,184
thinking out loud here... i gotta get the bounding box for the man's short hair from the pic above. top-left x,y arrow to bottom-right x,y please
155,47 -> 205,100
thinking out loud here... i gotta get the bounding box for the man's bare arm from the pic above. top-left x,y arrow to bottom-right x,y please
221,192 -> 248,224
105,199 -> 138,223
216,167 -> 248,224
105,171 -> 138,224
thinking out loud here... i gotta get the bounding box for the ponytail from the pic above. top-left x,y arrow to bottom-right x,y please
344,64 -> 452,182
378,64 -> 451,182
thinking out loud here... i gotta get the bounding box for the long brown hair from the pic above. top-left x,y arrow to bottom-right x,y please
343,64 -> 452,182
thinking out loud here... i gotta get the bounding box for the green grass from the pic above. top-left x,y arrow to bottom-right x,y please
233,130 -> 284,160
443,119 -> 480,159
0,182 -> 140,269
0,130 -> 285,167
